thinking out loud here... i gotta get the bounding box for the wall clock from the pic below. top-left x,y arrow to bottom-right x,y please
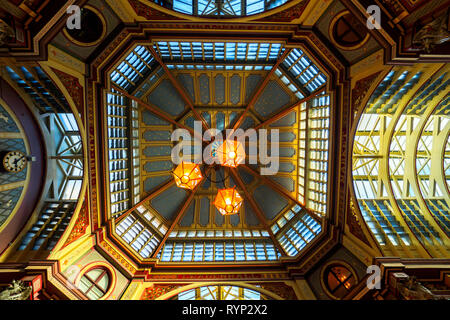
2,150 -> 27,173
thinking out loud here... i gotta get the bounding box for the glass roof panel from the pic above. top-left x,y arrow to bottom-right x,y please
352,65 -> 450,257
105,41 -> 330,264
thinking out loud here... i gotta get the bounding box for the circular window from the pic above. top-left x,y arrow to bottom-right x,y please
63,6 -> 106,46
329,11 -> 370,51
78,267 -> 111,300
321,262 -> 357,299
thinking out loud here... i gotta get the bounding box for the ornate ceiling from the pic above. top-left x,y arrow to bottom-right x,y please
0,0 -> 448,301
102,38 -> 331,266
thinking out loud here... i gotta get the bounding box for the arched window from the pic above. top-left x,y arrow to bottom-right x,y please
352,64 -> 449,258
175,285 -> 267,300
78,268 -> 111,300
330,11 -> 369,50
322,263 -> 357,299
148,0 -> 290,17
3,65 -> 85,252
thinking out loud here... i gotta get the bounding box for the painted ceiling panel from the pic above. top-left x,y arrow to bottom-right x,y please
253,185 -> 289,220
184,116 -> 195,128
279,131 -> 296,142
269,176 -> 295,193
254,80 -> 291,118
151,185 -> 189,221
270,110 -> 296,127
214,74 -> 225,105
147,79 -> 185,116
199,74 -> 211,104
143,146 -> 172,157
237,168 -> 254,185
230,211 -> 240,226
176,74 -> 195,101
239,116 -> 256,130
199,198 -> 210,226
245,74 -> 263,103
144,160 -> 173,173
142,110 -> 170,126
244,202 -> 261,227
230,75 -> 241,105
201,112 -> 212,127
143,130 -> 171,141
214,208 -> 225,226
215,112 -> 225,130
180,201 -> 195,227
278,162 -> 295,173
144,175 -> 172,193
279,147 -> 295,157
172,71 -> 262,107
201,178 -> 211,190
229,112 -> 238,127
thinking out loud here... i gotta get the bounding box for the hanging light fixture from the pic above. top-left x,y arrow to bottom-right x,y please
214,187 -> 243,216
216,139 -> 245,168
172,161 -> 203,190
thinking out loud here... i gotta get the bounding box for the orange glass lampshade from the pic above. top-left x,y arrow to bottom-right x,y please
172,162 -> 203,190
214,187 -> 243,216
216,139 -> 245,168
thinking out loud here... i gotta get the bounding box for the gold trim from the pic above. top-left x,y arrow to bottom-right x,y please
155,281 -> 284,300
74,261 -> 117,300
39,63 -> 90,256
134,0 -> 305,24
328,10 -> 370,52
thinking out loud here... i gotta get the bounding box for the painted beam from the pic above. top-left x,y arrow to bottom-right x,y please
232,49 -> 290,130
229,168 -> 288,256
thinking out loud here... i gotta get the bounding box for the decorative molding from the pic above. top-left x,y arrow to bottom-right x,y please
337,81 -> 350,228
51,68 -> 84,115
351,71 -> 382,115
91,30 -> 129,70
99,240 -> 137,274
128,0 -> 183,20
48,45 -> 85,74
347,197 -> 372,247
379,0 -> 407,18
145,273 -> 288,281
259,282 -> 297,300
62,197 -> 89,249
256,1 -> 309,22
299,31 -> 346,76
121,282 -> 140,300
140,284 -> 181,300
289,228 -> 339,275
86,82 -> 99,231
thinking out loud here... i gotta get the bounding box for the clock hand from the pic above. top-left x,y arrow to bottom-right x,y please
13,156 -> 25,165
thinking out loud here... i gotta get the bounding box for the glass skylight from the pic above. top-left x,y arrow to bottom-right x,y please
352,65 -> 450,258
152,0 -> 289,17
154,41 -> 283,62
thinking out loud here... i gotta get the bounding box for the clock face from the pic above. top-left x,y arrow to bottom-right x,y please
2,151 -> 27,172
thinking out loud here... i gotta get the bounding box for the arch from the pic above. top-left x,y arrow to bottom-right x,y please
75,261 -> 117,300
351,63 -> 450,258
156,281 -> 284,300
